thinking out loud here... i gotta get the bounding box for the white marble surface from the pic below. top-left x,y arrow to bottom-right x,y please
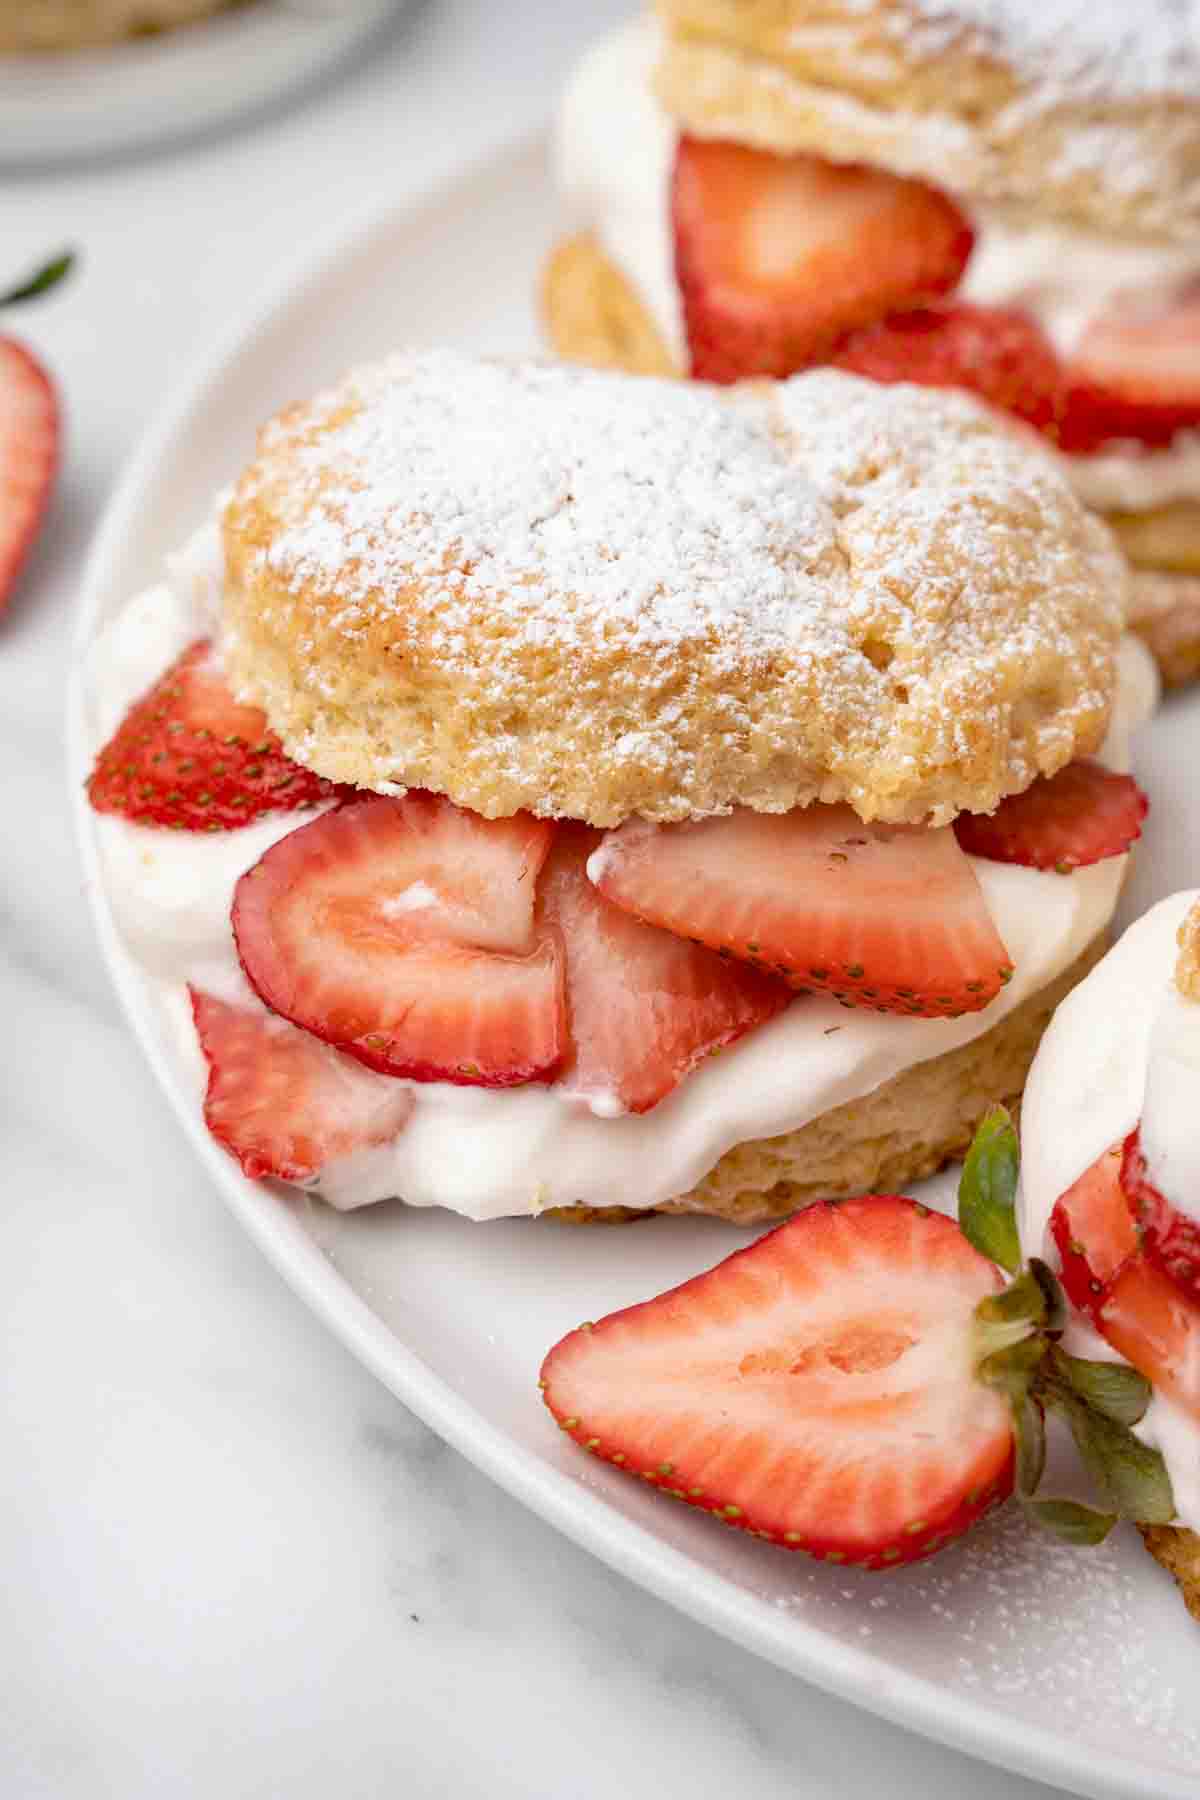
1,5 -> 1085,1795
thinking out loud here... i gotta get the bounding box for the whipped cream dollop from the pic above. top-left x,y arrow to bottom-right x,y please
83,510 -> 1157,1224
556,17 -> 1200,514
1019,889 -> 1200,1532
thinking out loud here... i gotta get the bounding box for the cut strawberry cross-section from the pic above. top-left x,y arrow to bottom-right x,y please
87,638 -> 344,830
0,336 -> 58,617
1122,1127 -> 1200,1307
539,824 -> 788,1114
232,792 -> 564,1087
541,1195 -> 1012,1565
589,805 -> 1012,1018
831,303 -> 1066,437
953,762 -> 1148,873
1060,287 -> 1200,454
672,137 -> 973,383
191,987 -> 412,1183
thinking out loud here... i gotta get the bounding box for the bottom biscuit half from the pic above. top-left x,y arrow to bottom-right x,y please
547,934 -> 1106,1225
1140,1524 -> 1200,1624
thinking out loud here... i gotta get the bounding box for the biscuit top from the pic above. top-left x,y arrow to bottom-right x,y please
655,0 -> 1200,238
222,350 -> 1124,828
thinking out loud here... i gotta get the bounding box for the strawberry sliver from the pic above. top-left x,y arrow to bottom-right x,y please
953,762 -> 1148,873
589,804 -> 1012,1018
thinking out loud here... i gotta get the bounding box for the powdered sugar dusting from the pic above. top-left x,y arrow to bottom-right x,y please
901,0 -> 1200,102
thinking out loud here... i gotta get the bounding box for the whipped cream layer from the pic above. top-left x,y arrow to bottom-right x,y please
84,513 -> 1157,1224
556,18 -> 1200,515
1019,890 -> 1200,1532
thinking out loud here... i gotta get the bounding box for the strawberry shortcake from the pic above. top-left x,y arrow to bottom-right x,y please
545,5 -> 1200,687
83,350 -> 1152,1224
1019,892 -> 1200,1618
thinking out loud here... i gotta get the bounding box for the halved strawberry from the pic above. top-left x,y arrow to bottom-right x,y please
1060,287 -> 1200,454
672,137 -> 973,383
1122,1127 -> 1200,1305
1099,1256 -> 1200,1424
540,825 -> 788,1114
232,792 -> 563,1087
831,304 -> 1066,436
541,1196 -> 1013,1565
87,639 -> 343,830
953,763 -> 1148,873
1048,1142 -> 1136,1321
0,337 -> 58,615
589,805 -> 1012,1019
190,987 -> 412,1183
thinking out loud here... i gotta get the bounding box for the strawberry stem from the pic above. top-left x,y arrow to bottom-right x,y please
0,249 -> 76,308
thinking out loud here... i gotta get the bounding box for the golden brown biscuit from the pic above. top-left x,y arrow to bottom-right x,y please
223,350 -> 1123,830
548,933 -> 1104,1223
1126,572 -> 1200,690
0,0 -> 234,49
1141,1525 -> 1200,1623
654,1 -> 1200,239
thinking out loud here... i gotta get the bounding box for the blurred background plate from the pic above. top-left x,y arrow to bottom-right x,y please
0,0 -> 403,168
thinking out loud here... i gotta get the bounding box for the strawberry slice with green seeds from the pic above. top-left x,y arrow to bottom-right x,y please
953,762 -> 1148,874
542,1195 -> 1013,1566
87,639 -> 343,830
588,804 -> 1012,1018
191,988 -> 412,1182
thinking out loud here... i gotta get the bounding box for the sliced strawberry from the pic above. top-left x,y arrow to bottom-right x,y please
87,639 -> 343,830
190,988 -> 412,1183
541,1196 -> 1012,1565
1098,1256 -> 1200,1424
831,304 -> 1066,436
0,336 -> 58,615
1060,287 -> 1200,454
589,805 -> 1012,1019
1048,1142 -> 1136,1321
539,825 -> 788,1114
672,137 -> 973,383
953,762 -> 1148,873
1122,1127 -> 1200,1306
232,792 -> 563,1087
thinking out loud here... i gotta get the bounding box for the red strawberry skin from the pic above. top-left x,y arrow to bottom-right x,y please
232,793 -> 564,1087
673,138 -> 972,383
953,763 -> 1148,874
87,639 -> 343,830
1059,289 -> 1200,454
590,805 -> 1012,1019
542,1197 -> 1012,1566
539,825 -> 788,1114
831,304 -> 1066,436
1122,1127 -> 1200,1306
1048,1142 -> 1137,1321
191,988 -> 412,1182
0,336 -> 58,615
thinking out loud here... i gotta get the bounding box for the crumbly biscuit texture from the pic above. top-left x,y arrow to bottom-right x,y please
1140,1524 -> 1200,1623
548,933 -> 1103,1223
1177,900 -> 1200,1002
541,235 -> 682,378
0,0 -> 233,49
1126,572 -> 1200,691
654,0 -> 1200,238
223,350 -> 1122,829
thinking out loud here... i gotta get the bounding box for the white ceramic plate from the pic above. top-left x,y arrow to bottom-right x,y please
0,0 -> 400,167
68,137 -> 1200,1800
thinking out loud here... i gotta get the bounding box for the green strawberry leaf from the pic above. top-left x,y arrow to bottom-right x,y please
1054,1391 -> 1176,1525
958,1106 -> 1021,1274
1051,1349 -> 1152,1427
1011,1391 -> 1047,1498
1024,1497 -> 1117,1546
0,249 -> 76,308
977,1330 -> 1047,1398
1028,1258 -> 1067,1335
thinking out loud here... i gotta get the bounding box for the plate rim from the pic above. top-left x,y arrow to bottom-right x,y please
64,134 -> 1199,1800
